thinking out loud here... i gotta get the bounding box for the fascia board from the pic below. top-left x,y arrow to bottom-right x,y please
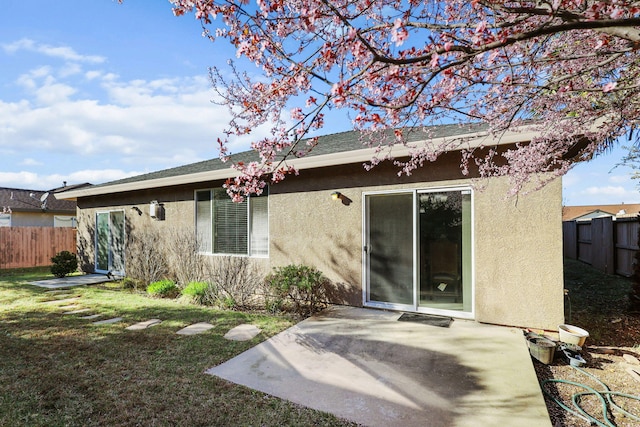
56,128 -> 536,200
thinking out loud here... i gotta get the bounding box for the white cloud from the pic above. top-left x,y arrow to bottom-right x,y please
0,38 -> 290,191
0,170 -> 141,191
2,38 -> 105,63
19,158 -> 43,166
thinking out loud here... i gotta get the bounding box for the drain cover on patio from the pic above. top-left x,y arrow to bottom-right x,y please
397,313 -> 453,327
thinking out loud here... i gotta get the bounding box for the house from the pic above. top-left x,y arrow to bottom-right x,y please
562,204 -> 640,222
56,124 -> 566,330
0,185 -> 87,227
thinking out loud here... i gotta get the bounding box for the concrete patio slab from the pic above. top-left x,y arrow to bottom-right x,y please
206,306 -> 550,427
224,324 -> 261,341
93,317 -> 123,325
126,319 -> 162,331
176,322 -> 214,335
30,274 -> 115,289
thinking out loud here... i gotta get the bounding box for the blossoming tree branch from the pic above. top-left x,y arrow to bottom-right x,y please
166,0 -> 640,199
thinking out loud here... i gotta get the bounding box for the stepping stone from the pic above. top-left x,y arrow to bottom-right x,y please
52,293 -> 74,299
64,308 -> 91,315
126,319 -> 162,331
45,290 -> 71,295
224,324 -> 262,341
93,317 -> 123,325
80,314 -> 102,320
176,322 -> 214,335
43,297 -> 81,305
59,304 -> 79,310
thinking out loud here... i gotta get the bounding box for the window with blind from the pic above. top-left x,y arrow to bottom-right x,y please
195,188 -> 268,256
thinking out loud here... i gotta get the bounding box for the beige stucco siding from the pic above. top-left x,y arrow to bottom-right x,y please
269,161 -> 564,330
74,156 -> 564,330
473,178 -> 564,329
76,187 -> 197,272
75,185 -> 270,277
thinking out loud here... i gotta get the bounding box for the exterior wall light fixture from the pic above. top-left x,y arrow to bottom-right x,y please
331,191 -> 342,201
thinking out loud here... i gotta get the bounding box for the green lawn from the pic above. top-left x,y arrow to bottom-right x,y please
0,268 -> 355,427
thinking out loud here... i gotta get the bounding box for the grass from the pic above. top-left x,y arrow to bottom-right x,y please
563,257 -> 639,347
0,268 -> 356,427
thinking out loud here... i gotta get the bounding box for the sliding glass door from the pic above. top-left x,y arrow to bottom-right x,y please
367,193 -> 414,305
364,189 -> 473,317
95,210 -> 125,275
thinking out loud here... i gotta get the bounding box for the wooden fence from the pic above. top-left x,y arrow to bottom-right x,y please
563,216 -> 639,277
0,227 -> 77,269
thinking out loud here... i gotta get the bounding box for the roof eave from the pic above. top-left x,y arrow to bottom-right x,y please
56,127 -> 541,200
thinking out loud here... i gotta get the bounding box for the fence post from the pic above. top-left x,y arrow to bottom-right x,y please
562,221 -> 578,259
591,217 -> 615,274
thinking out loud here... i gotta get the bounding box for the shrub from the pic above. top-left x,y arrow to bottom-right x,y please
146,279 -> 179,298
181,281 -> 210,304
266,264 -> 328,316
209,256 -> 265,309
126,226 -> 168,285
50,251 -> 78,278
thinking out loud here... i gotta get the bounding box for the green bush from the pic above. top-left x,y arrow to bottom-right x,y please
266,264 -> 328,316
146,279 -> 179,298
50,251 -> 78,278
181,281 -> 210,304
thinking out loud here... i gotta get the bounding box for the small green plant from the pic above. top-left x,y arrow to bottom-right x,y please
264,297 -> 283,314
181,281 -> 209,304
221,295 -> 237,310
266,264 -> 328,316
50,251 -> 78,278
146,279 -> 179,298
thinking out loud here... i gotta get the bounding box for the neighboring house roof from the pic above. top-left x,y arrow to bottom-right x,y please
55,123 -> 565,201
0,187 -> 80,213
562,204 -> 640,221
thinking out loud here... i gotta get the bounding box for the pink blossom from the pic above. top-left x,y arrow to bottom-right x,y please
169,0 -> 640,199
391,18 -> 409,46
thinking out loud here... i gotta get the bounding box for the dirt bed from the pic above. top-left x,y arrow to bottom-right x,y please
535,260 -> 640,426
534,343 -> 640,426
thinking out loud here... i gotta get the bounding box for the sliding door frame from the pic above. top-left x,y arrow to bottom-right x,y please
362,186 -> 475,319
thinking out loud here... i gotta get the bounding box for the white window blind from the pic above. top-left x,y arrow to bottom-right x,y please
213,188 -> 248,254
195,190 -> 212,252
249,195 -> 269,256
196,188 -> 269,256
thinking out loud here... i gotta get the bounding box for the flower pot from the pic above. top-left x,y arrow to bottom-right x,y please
558,324 -> 589,347
527,336 -> 556,365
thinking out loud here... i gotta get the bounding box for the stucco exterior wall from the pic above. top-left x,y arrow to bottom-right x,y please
76,185 -> 270,278
74,156 -> 564,330
76,187 -> 196,273
473,178 -> 564,329
269,160 -> 564,330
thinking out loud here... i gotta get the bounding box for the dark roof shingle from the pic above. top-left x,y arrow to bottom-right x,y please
0,187 -> 77,213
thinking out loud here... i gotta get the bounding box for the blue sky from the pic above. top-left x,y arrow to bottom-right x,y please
1,0 -> 639,206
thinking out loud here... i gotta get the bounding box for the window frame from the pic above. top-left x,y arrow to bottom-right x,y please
194,187 -> 269,258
